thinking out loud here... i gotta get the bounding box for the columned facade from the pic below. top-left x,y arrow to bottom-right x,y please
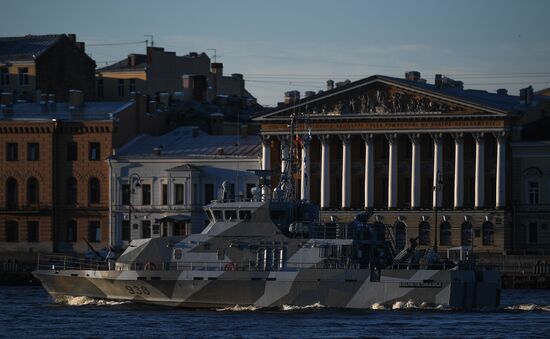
255,75 -> 516,254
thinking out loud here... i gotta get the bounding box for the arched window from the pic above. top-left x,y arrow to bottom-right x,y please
395,222 -> 407,251
5,220 -> 19,242
6,177 -> 18,209
89,177 -> 100,204
418,221 -> 430,246
440,221 -> 452,246
27,177 -> 39,205
67,177 -> 77,204
461,222 -> 473,246
482,222 -> 494,246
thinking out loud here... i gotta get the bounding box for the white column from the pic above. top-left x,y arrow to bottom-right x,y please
409,133 -> 421,209
495,132 -> 507,209
300,135 -> 311,201
386,133 -> 398,208
261,136 -> 271,170
432,133 -> 443,208
280,136 -> 289,176
320,135 -> 331,209
453,133 -> 464,209
341,134 -> 352,209
474,133 -> 485,209
362,134 -> 374,209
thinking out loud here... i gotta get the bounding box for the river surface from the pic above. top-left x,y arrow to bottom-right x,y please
1,286 -> 550,338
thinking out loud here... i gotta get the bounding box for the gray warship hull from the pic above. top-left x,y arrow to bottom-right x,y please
33,267 -> 500,309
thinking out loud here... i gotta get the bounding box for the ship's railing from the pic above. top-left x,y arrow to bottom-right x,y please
36,254 -> 111,271
36,254 -> 455,272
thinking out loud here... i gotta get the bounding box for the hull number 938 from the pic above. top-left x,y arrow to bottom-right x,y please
125,285 -> 151,295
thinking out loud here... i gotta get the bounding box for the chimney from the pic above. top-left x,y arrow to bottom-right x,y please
520,86 -> 534,105
435,74 -> 442,88
69,89 -> 84,108
326,80 -> 334,90
191,126 -> 200,138
497,88 -> 508,96
148,100 -> 157,113
67,33 -> 76,43
209,113 -> 224,135
405,71 -> 421,81
76,42 -> 85,52
284,90 -> 300,104
211,62 -> 223,76
189,52 -> 198,58
305,91 -> 315,98
128,54 -> 136,66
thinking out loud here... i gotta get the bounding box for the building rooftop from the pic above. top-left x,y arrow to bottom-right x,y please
0,34 -> 65,61
117,126 -> 261,159
0,101 -> 133,121
256,74 -> 541,118
97,54 -> 148,72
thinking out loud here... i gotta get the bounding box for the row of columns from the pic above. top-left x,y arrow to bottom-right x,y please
261,131 -> 507,210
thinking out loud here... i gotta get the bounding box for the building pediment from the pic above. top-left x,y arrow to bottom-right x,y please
254,75 -> 518,121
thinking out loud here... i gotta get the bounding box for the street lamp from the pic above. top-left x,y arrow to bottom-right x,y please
433,171 -> 443,253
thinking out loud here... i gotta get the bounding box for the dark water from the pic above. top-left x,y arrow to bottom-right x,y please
1,287 -> 550,338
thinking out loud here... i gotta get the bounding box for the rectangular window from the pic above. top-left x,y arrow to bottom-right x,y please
67,142 -> 78,161
0,68 -> 9,86
27,143 -> 39,161
239,210 -> 251,220
6,143 -> 18,161
18,67 -> 28,85
88,221 -> 100,242
528,182 -> 539,205
175,184 -> 184,205
129,79 -> 136,93
89,142 -> 100,160
204,183 -> 214,204
121,184 -> 131,205
224,210 -> 237,221
27,221 -> 39,242
117,79 -> 124,97
162,184 -> 168,205
67,220 -> 77,242
528,222 -> 539,244
141,184 -> 151,205
6,221 -> 19,242
121,220 -> 130,241
96,79 -> 104,98
142,220 -> 151,238
152,224 -> 160,235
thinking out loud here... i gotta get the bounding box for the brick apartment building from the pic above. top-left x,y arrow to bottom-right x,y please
0,90 -> 169,255
0,34 -> 96,102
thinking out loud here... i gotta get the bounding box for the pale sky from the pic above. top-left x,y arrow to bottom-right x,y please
2,0 -> 550,106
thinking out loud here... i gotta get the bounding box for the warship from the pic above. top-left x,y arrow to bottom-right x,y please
33,117 -> 501,310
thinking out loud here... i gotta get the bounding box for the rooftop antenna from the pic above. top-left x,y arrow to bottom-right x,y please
144,35 -> 154,47
206,49 -> 219,63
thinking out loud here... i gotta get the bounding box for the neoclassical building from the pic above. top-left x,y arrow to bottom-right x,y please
254,73 -> 545,254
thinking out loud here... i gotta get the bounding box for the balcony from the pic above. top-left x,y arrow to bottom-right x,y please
0,203 -> 53,214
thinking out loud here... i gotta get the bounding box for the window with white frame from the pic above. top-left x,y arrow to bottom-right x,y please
528,181 -> 539,205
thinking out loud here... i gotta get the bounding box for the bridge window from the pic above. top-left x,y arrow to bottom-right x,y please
224,210 -> 237,221
239,210 -> 251,220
